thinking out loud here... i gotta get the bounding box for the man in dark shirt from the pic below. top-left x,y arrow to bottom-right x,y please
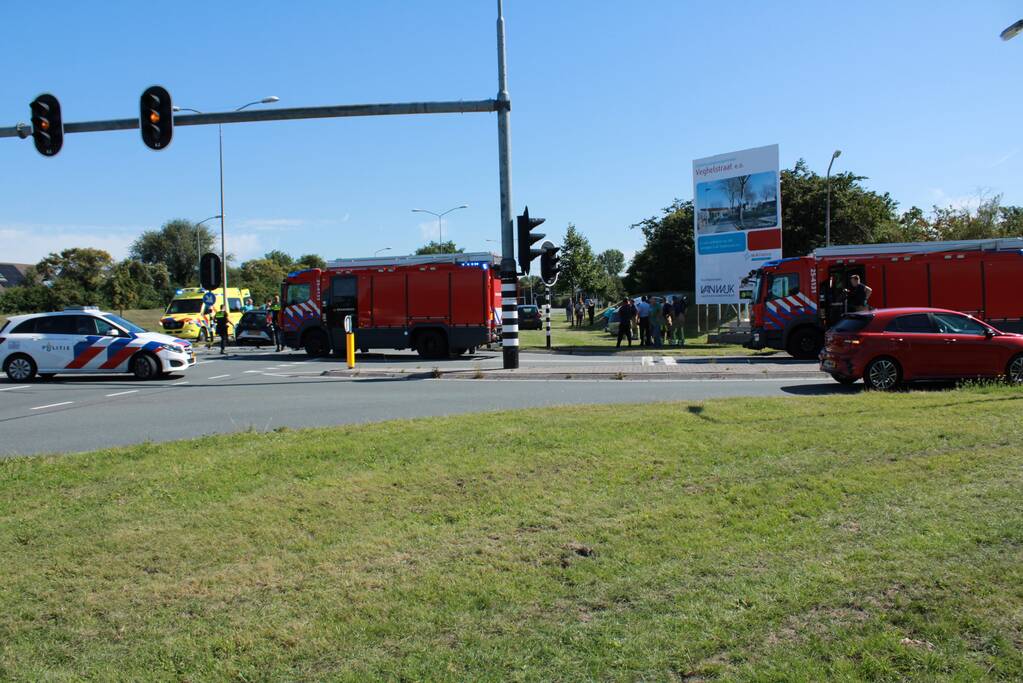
845,275 -> 872,312
616,297 -> 635,348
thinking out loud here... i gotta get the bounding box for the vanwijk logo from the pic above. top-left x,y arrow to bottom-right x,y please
700,284 -> 735,295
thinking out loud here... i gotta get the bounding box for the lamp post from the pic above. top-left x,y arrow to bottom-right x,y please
374,247 -> 392,256
1001,19 -> 1023,40
825,149 -> 842,248
174,96 -> 280,313
411,204 -> 468,245
194,215 -> 222,280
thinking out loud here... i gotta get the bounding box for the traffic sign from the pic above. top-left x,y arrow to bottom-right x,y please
202,291 -> 216,306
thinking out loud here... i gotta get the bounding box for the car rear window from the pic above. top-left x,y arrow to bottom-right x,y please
885,313 -> 936,333
832,315 -> 872,333
11,319 -> 36,334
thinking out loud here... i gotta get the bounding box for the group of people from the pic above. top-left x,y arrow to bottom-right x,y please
615,295 -> 688,348
202,294 -> 283,354
565,298 -> 596,327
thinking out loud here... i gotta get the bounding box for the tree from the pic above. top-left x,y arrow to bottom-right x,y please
130,219 -> 216,287
238,258 -> 290,305
555,224 -> 602,299
103,260 -> 172,313
263,250 -> 295,269
35,248 -> 114,307
295,253 -> 326,269
415,241 -> 463,255
596,249 -> 626,277
624,200 -> 695,294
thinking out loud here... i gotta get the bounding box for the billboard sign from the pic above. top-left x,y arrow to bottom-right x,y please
693,144 -> 782,304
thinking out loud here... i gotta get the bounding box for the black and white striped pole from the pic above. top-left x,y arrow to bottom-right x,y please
545,287 -> 552,349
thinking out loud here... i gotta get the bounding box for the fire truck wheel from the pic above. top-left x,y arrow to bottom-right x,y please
303,330 -> 330,357
786,327 -> 823,360
1007,354 -> 1023,384
415,330 -> 448,359
829,373 -> 857,385
863,357 -> 902,391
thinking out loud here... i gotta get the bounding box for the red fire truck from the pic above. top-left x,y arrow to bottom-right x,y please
743,237 -> 1023,358
280,252 -> 502,358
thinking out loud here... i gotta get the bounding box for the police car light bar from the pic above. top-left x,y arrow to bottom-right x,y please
64,305 -> 100,311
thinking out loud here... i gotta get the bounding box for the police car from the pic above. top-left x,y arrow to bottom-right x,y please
0,307 -> 196,382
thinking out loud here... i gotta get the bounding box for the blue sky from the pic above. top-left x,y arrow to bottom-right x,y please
3,1 -> 1023,267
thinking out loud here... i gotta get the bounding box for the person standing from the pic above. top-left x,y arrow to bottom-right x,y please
671,295 -> 688,346
587,299 -> 595,326
242,297 -> 254,312
845,274 -> 873,312
566,299 -> 574,326
575,297 -> 585,328
213,306 -> 229,354
636,296 -> 652,347
649,298 -> 665,347
615,297 -> 635,348
269,295 -> 283,351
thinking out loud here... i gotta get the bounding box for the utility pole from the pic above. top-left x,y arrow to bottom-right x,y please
496,0 -> 518,370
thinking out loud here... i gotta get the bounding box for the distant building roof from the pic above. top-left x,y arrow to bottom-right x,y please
0,263 -> 32,291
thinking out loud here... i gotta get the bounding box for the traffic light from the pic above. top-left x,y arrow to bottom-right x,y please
199,252 -> 222,291
540,241 -> 561,286
516,206 -> 546,275
30,94 -> 63,157
140,86 -> 173,150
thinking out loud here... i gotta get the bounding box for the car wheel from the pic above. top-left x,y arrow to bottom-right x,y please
830,373 -> 857,385
864,357 -> 901,391
415,330 -> 448,359
786,327 -> 823,360
1007,354 -> 1023,385
131,353 -> 160,380
3,354 -> 37,382
303,329 -> 330,357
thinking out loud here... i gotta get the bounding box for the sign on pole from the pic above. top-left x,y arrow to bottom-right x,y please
202,291 -> 216,306
692,144 -> 782,304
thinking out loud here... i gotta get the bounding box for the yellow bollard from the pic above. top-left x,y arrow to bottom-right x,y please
346,332 -> 356,368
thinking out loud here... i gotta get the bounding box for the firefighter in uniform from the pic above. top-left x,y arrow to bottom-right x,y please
214,306 -> 229,354
269,295 -> 283,352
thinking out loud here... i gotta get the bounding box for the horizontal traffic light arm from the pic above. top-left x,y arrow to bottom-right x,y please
0,99 -> 501,139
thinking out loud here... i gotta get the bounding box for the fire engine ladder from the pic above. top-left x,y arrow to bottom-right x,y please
814,237 -> 1023,258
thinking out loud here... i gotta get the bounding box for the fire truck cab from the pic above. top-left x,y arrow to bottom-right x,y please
746,238 -> 1023,358
280,252 -> 502,359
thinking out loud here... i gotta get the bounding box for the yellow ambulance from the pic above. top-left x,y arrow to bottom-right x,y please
158,287 -> 251,341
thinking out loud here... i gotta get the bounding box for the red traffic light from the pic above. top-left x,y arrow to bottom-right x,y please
30,93 -> 63,157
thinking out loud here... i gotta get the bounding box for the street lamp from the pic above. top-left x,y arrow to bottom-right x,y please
825,149 -> 842,248
374,247 -> 392,256
411,204 -> 468,244
174,96 -> 280,311
1001,19 -> 1023,41
194,215 -> 222,279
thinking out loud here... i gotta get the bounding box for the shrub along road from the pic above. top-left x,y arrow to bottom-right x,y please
1,386 -> 1022,680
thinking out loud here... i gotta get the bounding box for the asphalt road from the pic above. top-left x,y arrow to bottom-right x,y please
0,347 -> 846,458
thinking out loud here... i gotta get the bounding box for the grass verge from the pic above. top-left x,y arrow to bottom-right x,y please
2,389 -> 1023,680
518,317 -> 765,356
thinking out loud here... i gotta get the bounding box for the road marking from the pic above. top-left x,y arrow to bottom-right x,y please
641,356 -> 653,366
172,381 -> 189,386
207,374 -> 231,380
0,385 -> 30,392
244,370 -> 264,374
105,390 -> 139,397
31,401 -> 73,410
661,356 -> 676,366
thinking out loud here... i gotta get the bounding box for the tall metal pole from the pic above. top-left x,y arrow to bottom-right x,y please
497,0 -> 518,369
545,287 -> 551,349
219,124 -> 228,316
825,149 -> 841,248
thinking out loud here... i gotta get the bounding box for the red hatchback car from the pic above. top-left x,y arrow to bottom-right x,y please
820,308 -> 1023,390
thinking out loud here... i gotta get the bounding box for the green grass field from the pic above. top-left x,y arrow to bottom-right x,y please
2,387 -> 1022,680
519,317 -> 763,356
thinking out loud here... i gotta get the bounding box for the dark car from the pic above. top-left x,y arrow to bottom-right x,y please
820,307 -> 1023,390
235,309 -> 273,347
517,305 -> 542,330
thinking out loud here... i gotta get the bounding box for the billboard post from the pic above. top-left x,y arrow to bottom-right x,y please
693,144 -> 783,305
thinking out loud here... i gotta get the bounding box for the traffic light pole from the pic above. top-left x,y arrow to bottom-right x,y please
496,0 -> 518,370
545,287 -> 552,349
